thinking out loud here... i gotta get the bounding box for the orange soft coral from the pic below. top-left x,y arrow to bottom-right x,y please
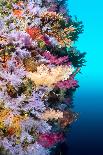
13,9 -> 23,17
26,27 -> 43,40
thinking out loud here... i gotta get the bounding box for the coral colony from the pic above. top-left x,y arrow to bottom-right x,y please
0,0 -> 86,155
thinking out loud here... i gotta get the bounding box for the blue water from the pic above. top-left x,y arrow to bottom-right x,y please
67,0 -> 103,154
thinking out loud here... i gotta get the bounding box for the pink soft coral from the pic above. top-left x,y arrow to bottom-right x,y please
43,51 -> 69,65
38,133 -> 64,148
55,78 -> 78,89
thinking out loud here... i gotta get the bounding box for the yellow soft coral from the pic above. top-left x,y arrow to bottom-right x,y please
41,108 -> 63,121
0,109 -> 27,136
27,64 -> 74,88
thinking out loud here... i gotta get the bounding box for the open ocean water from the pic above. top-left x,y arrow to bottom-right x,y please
67,0 -> 103,155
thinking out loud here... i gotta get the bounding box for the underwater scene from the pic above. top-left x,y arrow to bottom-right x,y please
68,0 -> 103,155
0,0 -> 103,155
